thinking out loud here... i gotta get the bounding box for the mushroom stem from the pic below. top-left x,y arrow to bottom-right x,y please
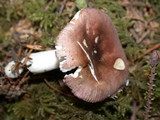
5,50 -> 59,78
5,61 -> 24,78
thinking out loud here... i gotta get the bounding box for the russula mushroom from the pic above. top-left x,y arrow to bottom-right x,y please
55,8 -> 128,102
4,8 -> 128,103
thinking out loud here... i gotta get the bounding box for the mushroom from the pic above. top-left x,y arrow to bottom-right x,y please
55,8 -> 128,103
4,8 -> 128,103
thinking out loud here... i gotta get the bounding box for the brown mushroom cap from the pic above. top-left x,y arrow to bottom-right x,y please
55,8 -> 128,103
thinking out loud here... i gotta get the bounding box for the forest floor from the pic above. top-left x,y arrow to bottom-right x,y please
0,0 -> 160,120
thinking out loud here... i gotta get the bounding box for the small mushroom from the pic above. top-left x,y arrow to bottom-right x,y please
55,8 -> 128,102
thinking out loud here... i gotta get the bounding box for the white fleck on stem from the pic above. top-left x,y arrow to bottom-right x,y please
77,41 -> 99,83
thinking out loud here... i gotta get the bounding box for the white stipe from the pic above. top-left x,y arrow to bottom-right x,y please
24,50 -> 59,74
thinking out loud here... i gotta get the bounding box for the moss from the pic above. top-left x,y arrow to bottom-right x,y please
5,82 -> 106,120
75,0 -> 88,9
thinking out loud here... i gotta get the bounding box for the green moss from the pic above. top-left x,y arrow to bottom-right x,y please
75,0 -> 88,9
5,82 -> 106,120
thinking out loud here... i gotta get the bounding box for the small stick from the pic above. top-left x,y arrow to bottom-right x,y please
137,30 -> 150,43
17,46 -> 22,61
137,43 -> 160,59
44,79 -> 73,97
21,48 -> 33,66
18,71 -> 30,86
24,44 -> 44,51
59,0 -> 67,15
21,40 -> 37,66
44,0 -> 53,11
129,29 -> 139,41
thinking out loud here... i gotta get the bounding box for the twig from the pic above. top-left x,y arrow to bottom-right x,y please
21,46 -> 33,66
44,79 -> 73,97
59,0 -> 67,15
137,30 -> 150,43
44,0 -> 53,11
137,43 -> 160,59
130,26 -> 149,44
18,71 -> 30,86
23,44 -> 44,51
17,46 -> 22,60
130,29 -> 139,41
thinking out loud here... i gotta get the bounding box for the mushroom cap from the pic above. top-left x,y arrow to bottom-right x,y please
55,8 -> 128,103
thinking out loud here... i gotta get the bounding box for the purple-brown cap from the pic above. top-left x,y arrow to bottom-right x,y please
55,8 -> 128,103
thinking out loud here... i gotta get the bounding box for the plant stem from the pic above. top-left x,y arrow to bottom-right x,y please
144,50 -> 160,120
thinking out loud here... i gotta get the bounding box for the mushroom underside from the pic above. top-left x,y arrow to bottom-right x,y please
62,65 -> 127,103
